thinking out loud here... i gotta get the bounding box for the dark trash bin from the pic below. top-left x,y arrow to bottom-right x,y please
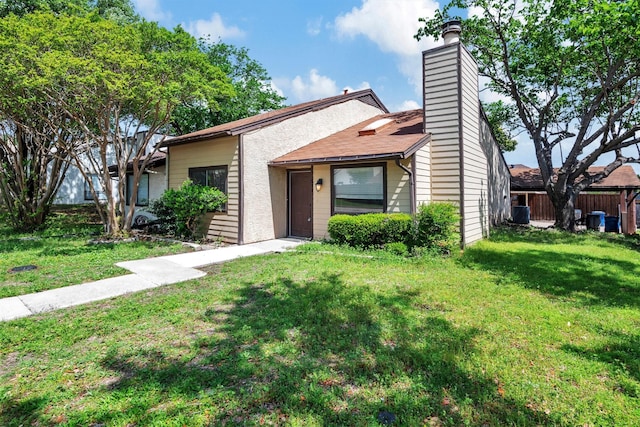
586,214 -> 601,231
604,215 -> 619,233
591,211 -> 605,227
512,206 -> 530,224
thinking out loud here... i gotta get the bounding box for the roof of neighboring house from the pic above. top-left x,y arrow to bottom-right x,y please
269,109 -> 429,166
510,165 -> 640,191
163,89 -> 388,147
108,151 -> 166,174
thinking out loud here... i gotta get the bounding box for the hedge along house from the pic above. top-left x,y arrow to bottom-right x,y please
163,22 -> 511,247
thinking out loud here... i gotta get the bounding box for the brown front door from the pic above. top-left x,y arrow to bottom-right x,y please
289,170 -> 313,238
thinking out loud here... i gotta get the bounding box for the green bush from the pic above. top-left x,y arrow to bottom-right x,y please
412,202 -> 459,254
150,180 -> 227,238
384,241 -> 409,256
327,213 -> 412,248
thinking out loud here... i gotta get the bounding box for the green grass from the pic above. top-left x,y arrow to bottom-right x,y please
0,206 -> 191,298
0,227 -> 639,425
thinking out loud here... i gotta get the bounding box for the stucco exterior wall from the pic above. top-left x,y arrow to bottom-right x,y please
242,99 -> 385,243
168,136 -> 240,243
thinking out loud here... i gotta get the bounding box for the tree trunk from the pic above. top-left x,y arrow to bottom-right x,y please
550,189 -> 577,231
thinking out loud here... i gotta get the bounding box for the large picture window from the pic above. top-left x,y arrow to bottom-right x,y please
332,164 -> 385,214
189,165 -> 228,211
126,174 -> 149,206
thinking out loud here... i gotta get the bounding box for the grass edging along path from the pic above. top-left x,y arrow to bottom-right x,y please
1,228 -> 639,425
0,206 -> 192,299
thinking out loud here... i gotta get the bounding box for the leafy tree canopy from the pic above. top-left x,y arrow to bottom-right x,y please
483,100 -> 518,152
170,41 -> 286,135
416,0 -> 640,230
0,0 -> 137,21
0,11 -> 233,234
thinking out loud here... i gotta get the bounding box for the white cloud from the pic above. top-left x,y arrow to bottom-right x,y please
307,17 -> 324,36
335,0 -> 440,56
334,0 -> 441,97
344,81 -> 371,93
269,81 -> 285,99
184,13 -> 246,41
274,69 -> 370,103
133,0 -> 172,23
397,100 -> 421,111
291,69 -> 339,101
478,76 -> 512,104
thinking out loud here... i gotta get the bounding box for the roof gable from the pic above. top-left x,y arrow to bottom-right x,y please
164,89 -> 388,147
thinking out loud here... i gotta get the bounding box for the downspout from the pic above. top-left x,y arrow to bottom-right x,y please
395,158 -> 415,214
238,135 -> 244,245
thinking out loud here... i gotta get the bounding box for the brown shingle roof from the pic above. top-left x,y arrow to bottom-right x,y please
510,165 -> 640,190
163,89 -> 388,147
269,109 -> 429,165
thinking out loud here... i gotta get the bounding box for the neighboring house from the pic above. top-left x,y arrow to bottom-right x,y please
163,26 -> 512,247
510,165 -> 640,233
54,131 -> 169,218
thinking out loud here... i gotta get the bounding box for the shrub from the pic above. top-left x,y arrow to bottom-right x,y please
412,202 -> 459,254
384,241 -> 409,256
150,180 -> 227,238
327,213 -> 412,248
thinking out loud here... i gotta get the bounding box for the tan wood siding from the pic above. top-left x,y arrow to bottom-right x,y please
387,159 -> 411,213
480,117 -> 511,225
313,164 -> 332,240
168,136 -> 240,243
459,46 -> 488,245
414,146 -> 431,206
312,160 -> 412,240
424,45 -> 461,204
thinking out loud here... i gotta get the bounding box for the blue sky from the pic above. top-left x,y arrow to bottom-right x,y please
131,0 -> 539,168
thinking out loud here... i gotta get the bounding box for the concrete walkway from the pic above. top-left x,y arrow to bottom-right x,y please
0,238 -> 304,322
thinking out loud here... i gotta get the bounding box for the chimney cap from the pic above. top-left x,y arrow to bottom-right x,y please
442,19 -> 462,34
441,19 -> 462,44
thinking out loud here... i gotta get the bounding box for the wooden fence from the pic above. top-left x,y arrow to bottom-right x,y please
514,192 -> 622,221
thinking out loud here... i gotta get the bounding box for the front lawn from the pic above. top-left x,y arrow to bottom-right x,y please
0,228 -> 638,425
0,206 -> 191,298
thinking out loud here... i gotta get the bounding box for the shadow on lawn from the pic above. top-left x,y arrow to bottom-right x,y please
462,238 -> 640,308
562,330 -> 640,394
14,273 -> 559,426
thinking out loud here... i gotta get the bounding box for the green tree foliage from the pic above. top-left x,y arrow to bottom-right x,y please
170,41 -> 286,134
0,0 -> 137,21
150,180 -> 227,238
416,0 -> 640,231
0,12 -> 233,235
482,100 -> 518,152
